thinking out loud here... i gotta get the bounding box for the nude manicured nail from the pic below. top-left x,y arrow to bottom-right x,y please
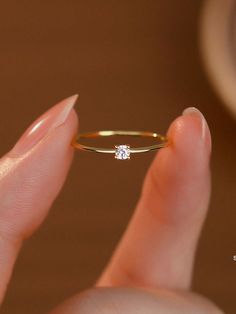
182,106 -> 211,152
10,94 -> 78,156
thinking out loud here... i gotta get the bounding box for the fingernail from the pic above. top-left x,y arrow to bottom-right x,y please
182,107 -> 211,152
10,94 -> 78,157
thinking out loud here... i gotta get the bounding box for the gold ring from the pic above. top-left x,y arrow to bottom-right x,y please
72,130 -> 168,160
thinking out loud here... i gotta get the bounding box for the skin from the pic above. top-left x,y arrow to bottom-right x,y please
0,97 -> 224,313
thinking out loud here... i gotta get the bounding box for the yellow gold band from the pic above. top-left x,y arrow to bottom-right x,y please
72,130 -> 168,160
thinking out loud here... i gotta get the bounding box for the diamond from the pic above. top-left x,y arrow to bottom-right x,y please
115,145 -> 130,160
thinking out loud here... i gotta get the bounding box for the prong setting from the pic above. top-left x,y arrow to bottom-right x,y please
115,145 -> 130,160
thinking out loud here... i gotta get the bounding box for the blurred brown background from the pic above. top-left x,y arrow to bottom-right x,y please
0,1 -> 235,313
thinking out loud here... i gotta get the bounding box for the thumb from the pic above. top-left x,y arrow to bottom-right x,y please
0,95 -> 78,303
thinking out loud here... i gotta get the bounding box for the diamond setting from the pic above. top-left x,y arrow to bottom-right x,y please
115,145 -> 130,160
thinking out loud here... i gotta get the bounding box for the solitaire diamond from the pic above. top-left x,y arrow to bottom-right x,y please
115,145 -> 130,160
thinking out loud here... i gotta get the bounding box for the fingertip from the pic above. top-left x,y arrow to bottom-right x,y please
143,108 -> 212,217
166,108 -> 211,165
0,104 -> 79,240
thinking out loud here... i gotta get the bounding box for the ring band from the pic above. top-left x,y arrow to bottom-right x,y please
72,130 -> 168,160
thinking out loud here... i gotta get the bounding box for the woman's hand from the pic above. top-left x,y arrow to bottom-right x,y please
0,96 -> 223,313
